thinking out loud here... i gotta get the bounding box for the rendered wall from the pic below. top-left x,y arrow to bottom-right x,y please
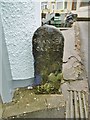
0,12 -> 13,103
1,0 -> 41,80
0,12 -> 2,99
0,0 -> 41,102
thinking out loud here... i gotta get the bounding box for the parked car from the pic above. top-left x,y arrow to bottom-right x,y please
54,13 -> 61,27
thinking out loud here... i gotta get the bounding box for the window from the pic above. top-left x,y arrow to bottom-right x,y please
45,4 -> 48,9
64,2 -> 67,9
52,4 -> 55,10
80,2 -> 89,7
41,5 -> 44,10
72,2 -> 77,10
55,13 -> 60,16
57,2 -> 63,10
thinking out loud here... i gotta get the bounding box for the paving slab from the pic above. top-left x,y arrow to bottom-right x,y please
69,80 -> 88,92
61,23 -> 83,80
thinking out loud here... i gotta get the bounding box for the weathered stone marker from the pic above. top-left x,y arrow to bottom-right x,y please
33,25 -> 64,93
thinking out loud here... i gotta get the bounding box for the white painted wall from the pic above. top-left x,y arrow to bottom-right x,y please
0,12 -> 2,99
1,0 -> 41,80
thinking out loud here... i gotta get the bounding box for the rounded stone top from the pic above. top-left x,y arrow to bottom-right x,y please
33,25 -> 62,36
32,25 -> 64,46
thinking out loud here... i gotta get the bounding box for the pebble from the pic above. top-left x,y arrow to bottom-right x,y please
48,103 -> 50,106
16,88 -> 19,91
20,96 -> 23,99
26,104 -> 30,106
23,112 -> 26,114
27,86 -> 33,90
62,104 -> 65,107
34,98 -> 37,100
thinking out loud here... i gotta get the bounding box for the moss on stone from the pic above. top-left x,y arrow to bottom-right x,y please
33,25 -> 64,94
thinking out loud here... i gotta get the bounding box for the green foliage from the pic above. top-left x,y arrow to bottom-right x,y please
34,72 -> 63,94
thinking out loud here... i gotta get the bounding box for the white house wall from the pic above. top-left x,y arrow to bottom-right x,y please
1,0 -> 41,80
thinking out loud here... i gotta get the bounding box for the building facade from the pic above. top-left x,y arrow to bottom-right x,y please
64,0 -> 90,11
0,0 -> 41,103
41,0 -> 64,14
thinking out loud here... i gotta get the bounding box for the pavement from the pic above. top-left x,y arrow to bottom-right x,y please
61,22 -> 85,81
2,89 -> 65,118
61,22 -> 89,112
